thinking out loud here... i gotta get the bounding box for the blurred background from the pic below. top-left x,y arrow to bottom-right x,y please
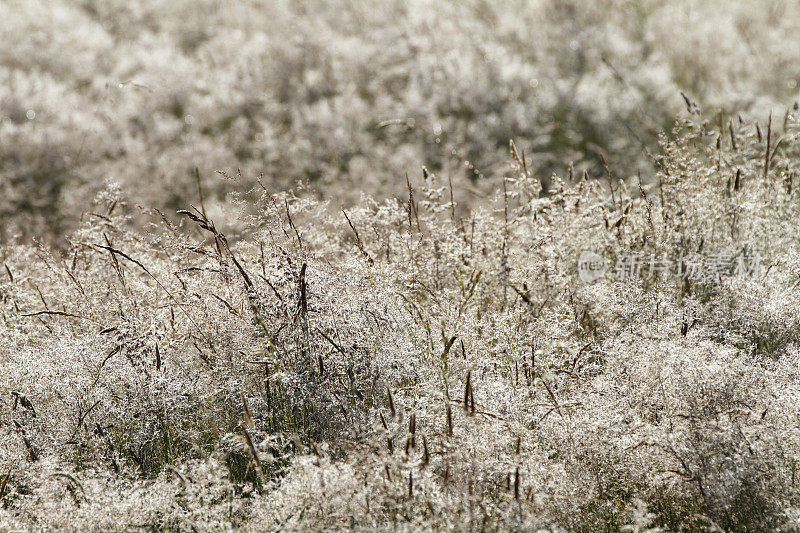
2,0 -> 799,244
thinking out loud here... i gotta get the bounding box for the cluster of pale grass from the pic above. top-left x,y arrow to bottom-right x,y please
3,0 -> 800,242
1,108 -> 800,530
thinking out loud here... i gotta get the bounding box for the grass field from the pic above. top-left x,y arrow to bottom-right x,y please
2,1 -> 800,530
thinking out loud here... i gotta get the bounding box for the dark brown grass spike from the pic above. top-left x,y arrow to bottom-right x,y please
194,167 -> 207,219
387,388 -> 396,418
764,111 -> 772,179
241,427 -> 263,476
103,233 -> 126,289
446,402 -> 453,436
342,209 -> 374,265
463,370 -> 471,412
0,464 -> 11,501
284,199 -> 303,251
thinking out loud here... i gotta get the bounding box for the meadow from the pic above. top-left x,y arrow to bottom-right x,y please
2,0 -> 800,530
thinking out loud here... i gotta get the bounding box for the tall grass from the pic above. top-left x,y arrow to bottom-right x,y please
3,0 -> 800,244
1,106 -> 800,529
